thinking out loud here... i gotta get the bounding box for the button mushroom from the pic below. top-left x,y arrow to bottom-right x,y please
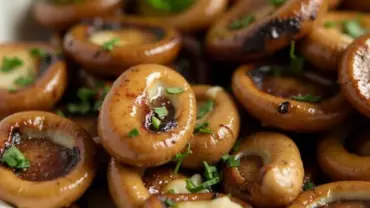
223,132 -> 304,207
0,42 -> 67,118
299,11 -> 370,71
143,167 -> 186,195
64,17 -> 182,77
0,111 -> 96,208
136,0 -> 228,32
288,181 -> 370,208
232,63 -> 352,132
206,0 -> 328,61
182,85 -> 240,169
99,64 -> 196,167
342,0 -> 370,12
339,33 -> 370,118
32,0 -> 124,30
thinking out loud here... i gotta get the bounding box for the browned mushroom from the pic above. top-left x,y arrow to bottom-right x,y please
342,0 -> 370,12
143,167 -> 186,195
0,42 -> 67,119
32,0 -> 124,30
64,17 -> 182,77
182,85 -> 240,169
99,64 -> 196,167
0,111 -> 96,208
206,0 -> 328,61
232,63 -> 352,132
288,181 -> 370,208
223,132 -> 304,207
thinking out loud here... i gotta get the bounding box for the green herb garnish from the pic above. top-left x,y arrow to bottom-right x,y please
166,87 -> 184,95
194,122 -> 212,134
303,181 -> 315,191
13,76 -> 34,87
229,15 -> 256,30
291,94 -> 321,103
77,87 -> 96,101
128,128 -> 140,137
153,106 -> 168,119
29,48 -> 47,58
67,102 -> 91,114
102,38 -> 120,51
146,0 -> 194,13
289,41 -> 305,75
173,143 -> 192,174
151,116 -> 161,130
0,145 -> 30,169
197,100 -> 214,119
163,199 -> 177,207
203,161 -> 219,180
232,139 -> 241,152
269,0 -> 286,7
342,18 -> 366,38
167,189 -> 176,194
185,177 -> 220,193
56,110 -> 65,117
221,154 -> 240,167
1,57 -> 23,72
323,21 -> 336,28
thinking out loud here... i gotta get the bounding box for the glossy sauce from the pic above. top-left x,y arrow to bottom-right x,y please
320,200 -> 370,208
143,168 -> 185,194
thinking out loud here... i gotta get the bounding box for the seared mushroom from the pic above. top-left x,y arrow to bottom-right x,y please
232,63 -> 352,132
317,125 -> 370,181
182,85 -> 240,169
64,17 -> 182,77
0,111 -> 96,208
299,12 -> 370,71
136,0 -> 228,32
143,193 -> 252,208
328,0 -> 343,9
99,64 -> 196,167
223,132 -> 304,207
339,33 -> 370,118
206,0 -> 327,61
143,167 -> 186,195
288,181 -> 370,207
0,42 -> 67,118
32,0 -> 123,30
342,0 -> 370,12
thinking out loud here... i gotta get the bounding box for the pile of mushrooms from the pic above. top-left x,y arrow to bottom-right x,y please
1,0 -> 370,207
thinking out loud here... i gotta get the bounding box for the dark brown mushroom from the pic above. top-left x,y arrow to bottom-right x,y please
0,111 -> 96,208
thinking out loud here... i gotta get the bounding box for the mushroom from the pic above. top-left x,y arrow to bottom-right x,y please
135,0 -> 228,32
206,0 -> 328,61
342,0 -> 370,12
64,17 -> 182,77
182,85 -> 240,169
328,0 -> 343,9
299,11 -> 370,71
0,111 -> 96,208
339,33 -> 370,118
223,132 -> 304,207
317,124 -> 370,181
288,181 -> 370,207
143,193 -> 252,208
232,63 -> 352,132
0,42 -> 68,119
143,167 -> 186,195
32,0 -> 124,30
99,64 -> 196,167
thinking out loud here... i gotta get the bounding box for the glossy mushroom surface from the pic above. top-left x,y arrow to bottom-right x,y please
288,181 -> 370,208
317,125 -> 370,181
143,193 -> 252,208
232,63 -> 352,132
299,11 -> 370,71
32,0 -> 123,30
182,85 -> 240,169
206,0 -> 327,61
64,17 -> 182,77
136,0 -> 228,32
0,42 -> 67,119
99,64 -> 196,167
328,0 -> 343,9
339,33 -> 370,118
342,0 -> 370,12
0,111 -> 96,208
223,132 -> 304,207
143,167 -> 186,195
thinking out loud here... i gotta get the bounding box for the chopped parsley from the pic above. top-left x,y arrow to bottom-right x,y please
203,161 -> 219,180
323,21 -> 336,28
151,116 -> 161,130
0,145 -> 30,169
303,180 -> 315,191
67,102 -> 91,114
232,139 -> 241,152
229,15 -> 256,30
102,38 -> 120,51
1,57 -> 23,72
153,106 -> 168,119
173,143 -> 192,174
185,177 -> 220,193
29,48 -> 47,58
194,122 -> 212,134
13,76 -> 34,88
167,189 -> 176,194
269,0 -> 286,7
128,128 -> 140,137
221,154 -> 240,167
289,41 -> 305,75
342,18 -> 366,39
163,199 -> 177,207
146,0 -> 194,13
77,87 -> 96,101
56,110 -> 65,117
166,87 -> 184,95
196,100 -> 214,119
291,94 -> 321,103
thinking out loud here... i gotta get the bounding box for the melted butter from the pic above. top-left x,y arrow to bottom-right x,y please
89,29 -> 157,47
0,48 -> 37,90
176,197 -> 242,208
162,174 -> 208,194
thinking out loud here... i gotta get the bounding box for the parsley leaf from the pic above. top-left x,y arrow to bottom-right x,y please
303,181 -> 315,191
289,41 -> 305,75
128,128 -> 140,137
185,177 -> 220,193
291,94 -> 321,103
29,48 -> 47,58
1,57 -> 23,72
194,122 -> 212,134
151,116 -> 161,130
163,199 -> 177,207
342,18 -> 366,39
56,110 -> 65,117
166,87 -> 184,95
323,21 -> 336,28
173,143 -> 192,174
102,38 -> 120,51
222,154 -> 240,167
146,0 -> 194,13
232,139 -> 241,152
197,100 -> 214,119
0,145 -> 30,169
13,75 -> 34,87
153,106 -> 168,119
229,15 -> 256,30
203,161 -> 219,180
167,189 -> 176,194
67,102 -> 91,114
77,87 -> 97,101
269,0 -> 286,7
